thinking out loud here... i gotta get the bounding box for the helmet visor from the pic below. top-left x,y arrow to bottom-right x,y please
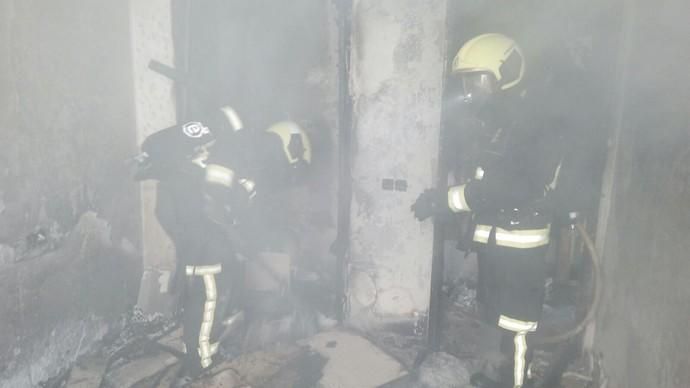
446,71 -> 498,113
457,72 -> 497,102
447,71 -> 497,106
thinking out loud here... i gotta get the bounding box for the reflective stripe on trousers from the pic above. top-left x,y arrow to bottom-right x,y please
498,315 -> 538,388
186,264 -> 222,369
473,224 -> 550,249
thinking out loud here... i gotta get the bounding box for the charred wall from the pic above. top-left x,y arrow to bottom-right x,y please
0,1 -> 140,385
594,1 -> 690,387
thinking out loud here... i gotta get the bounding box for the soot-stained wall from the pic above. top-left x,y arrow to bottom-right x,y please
346,0 -> 447,330
0,1 -> 140,385
593,1 -> 690,387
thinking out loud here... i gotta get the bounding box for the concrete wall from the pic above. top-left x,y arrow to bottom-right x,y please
0,1 -> 140,385
593,0 -> 690,386
346,0 -> 446,330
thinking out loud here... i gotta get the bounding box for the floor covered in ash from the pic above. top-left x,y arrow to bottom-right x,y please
44,274 -> 595,388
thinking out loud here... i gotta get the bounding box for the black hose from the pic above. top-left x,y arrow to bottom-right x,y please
535,223 -> 602,345
97,321 -> 182,388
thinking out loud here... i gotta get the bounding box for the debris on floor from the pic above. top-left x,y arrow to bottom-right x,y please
441,280 -> 488,362
244,346 -> 326,388
65,355 -> 108,388
104,350 -> 178,387
378,352 -> 472,388
130,342 -> 323,388
56,302 -> 409,388
51,307 -> 179,387
241,300 -> 320,353
42,275 -> 599,388
307,330 -> 408,388
559,371 -> 594,388
417,352 -> 472,388
188,366 -> 241,388
368,328 -> 426,369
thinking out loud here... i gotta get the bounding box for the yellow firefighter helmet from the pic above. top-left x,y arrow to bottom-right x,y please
451,33 -> 525,92
266,121 -> 312,165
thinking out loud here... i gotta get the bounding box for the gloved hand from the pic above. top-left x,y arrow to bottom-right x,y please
411,188 -> 445,221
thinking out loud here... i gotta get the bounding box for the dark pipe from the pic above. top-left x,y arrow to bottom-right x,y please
427,2 -> 454,351
331,0 -> 354,323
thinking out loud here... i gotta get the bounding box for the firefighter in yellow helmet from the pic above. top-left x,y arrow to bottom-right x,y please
265,120 -> 313,184
446,33 -> 525,112
201,116 -> 312,354
134,107 -> 312,383
413,33 -> 566,388
203,118 -> 312,209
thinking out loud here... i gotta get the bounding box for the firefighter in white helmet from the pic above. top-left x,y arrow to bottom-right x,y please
413,33 -> 567,388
